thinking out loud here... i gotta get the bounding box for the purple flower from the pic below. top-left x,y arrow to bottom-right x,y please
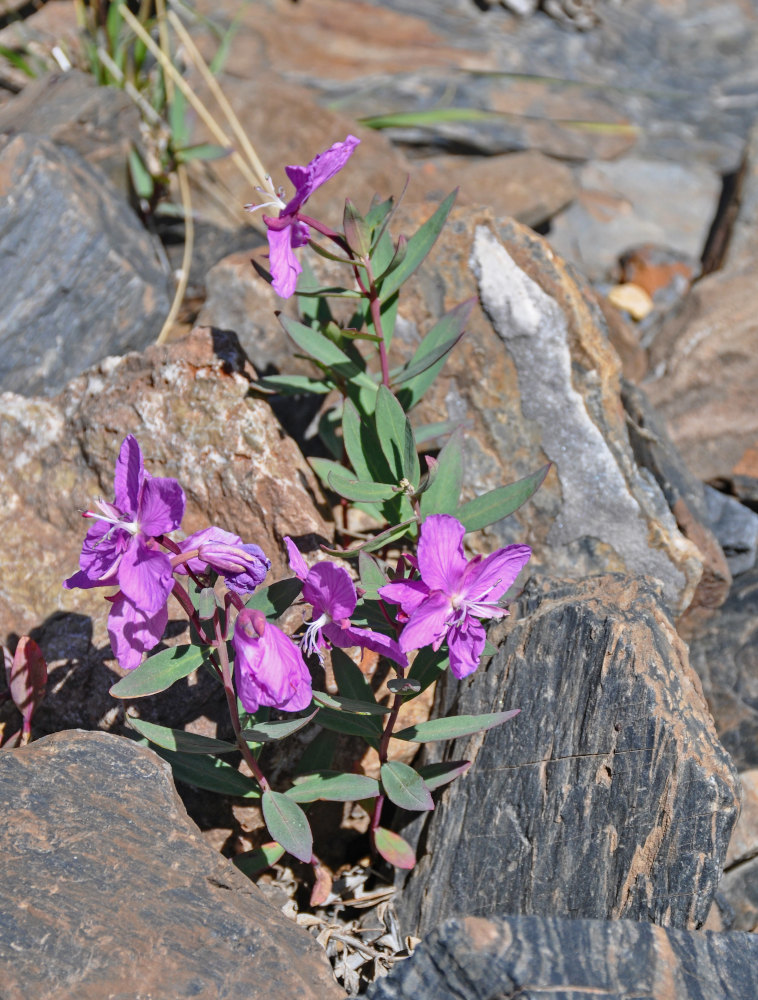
284,538 -> 407,668
107,594 -> 168,671
176,526 -> 270,595
248,135 -> 360,299
233,608 -> 312,713
63,435 -> 185,615
378,515 -> 531,679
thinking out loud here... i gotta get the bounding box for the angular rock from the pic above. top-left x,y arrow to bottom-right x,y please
0,69 -> 140,197
365,914 -> 758,1000
0,327 -> 331,735
714,770 -> 758,933
703,485 -> 758,576
398,208 -> 703,614
548,158 -> 720,283
396,575 -> 739,939
0,133 -> 171,396
685,567 -> 758,771
0,730 -> 344,1000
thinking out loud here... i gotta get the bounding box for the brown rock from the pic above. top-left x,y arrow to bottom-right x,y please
645,268 -> 758,481
397,575 -> 740,937
0,730 -> 344,1000
726,769 -> 758,867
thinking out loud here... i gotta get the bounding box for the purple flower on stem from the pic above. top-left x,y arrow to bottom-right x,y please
63,435 -> 185,615
247,135 -> 360,299
176,526 -> 270,595
233,608 -> 312,713
378,514 -> 531,679
284,538 -> 407,668
107,594 -> 168,672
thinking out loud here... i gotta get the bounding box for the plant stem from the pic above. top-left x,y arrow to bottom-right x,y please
362,259 -> 391,388
370,690 -> 405,836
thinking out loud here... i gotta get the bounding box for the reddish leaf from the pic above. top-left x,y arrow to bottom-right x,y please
373,826 -> 416,869
8,637 -> 47,738
310,856 -> 333,907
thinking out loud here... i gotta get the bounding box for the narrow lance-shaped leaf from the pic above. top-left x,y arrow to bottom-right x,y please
150,745 -> 261,798
261,789 -> 313,863
320,517 -> 418,558
240,710 -> 318,744
256,374 -> 332,395
315,707 -> 382,742
331,648 -> 378,704
375,385 -> 418,483
394,709 -> 520,743
419,427 -> 464,517
378,190 -> 457,300
417,760 -> 472,790
7,637 -> 47,736
110,644 -> 211,699
394,299 -> 475,410
358,551 -> 388,600
311,690 -> 390,715
381,761 -> 434,811
455,463 -> 551,532
373,827 -> 415,869
127,716 -> 236,754
233,842 -> 286,877
285,771 -> 381,803
279,314 -> 375,390
327,469 -> 397,503
245,578 -> 303,619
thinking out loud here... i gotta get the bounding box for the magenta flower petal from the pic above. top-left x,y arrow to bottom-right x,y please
378,578 -> 429,615
233,610 -> 312,713
71,520 -> 126,583
138,476 -> 186,536
324,622 -> 408,668
398,590 -> 453,653
416,515 -> 469,593
303,562 -> 356,621
284,536 -> 309,581
108,594 -> 167,671
447,616 -> 487,679
113,434 -> 144,513
282,135 -> 360,215
222,544 -> 270,595
460,543 -> 532,605
267,225 -> 302,298
118,540 -> 174,614
177,526 -> 241,575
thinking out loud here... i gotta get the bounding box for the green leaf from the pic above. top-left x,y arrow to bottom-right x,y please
417,760 -> 472,790
358,552 -> 388,600
256,374 -> 332,395
245,578 -> 303,619
381,761 -> 434,811
414,420 -> 464,446
174,143 -> 229,163
378,190 -> 457,300
294,729 -> 337,776
320,517 -> 417,557
197,587 -> 218,620
110,644 -> 211,699
152,746 -> 261,798
455,463 -> 551,532
395,300 -> 474,410
315,707 -> 382,741
391,334 -> 462,388
233,842 -> 285,877
168,88 -> 190,148
128,147 -> 154,200
261,789 -> 312,863
420,428 -> 464,517
126,717 -> 236,754
241,710 -> 317,744
342,399 -> 396,485
394,709 -> 520,743
375,385 -> 420,485
311,691 -> 389,715
331,648 -> 377,704
327,469 -> 397,503
279,315 -> 375,390
0,45 -> 37,78
407,645 -> 449,693
285,771 -> 380,803
373,827 -> 415,869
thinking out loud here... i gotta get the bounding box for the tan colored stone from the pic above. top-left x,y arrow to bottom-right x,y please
727,769 -> 758,867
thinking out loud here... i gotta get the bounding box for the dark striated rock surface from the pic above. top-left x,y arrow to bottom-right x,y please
0,730 -> 345,1000
365,914 -> 758,1000
396,574 -> 739,939
0,133 -> 171,396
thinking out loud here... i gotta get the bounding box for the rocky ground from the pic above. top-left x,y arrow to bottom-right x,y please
1,0 -> 758,997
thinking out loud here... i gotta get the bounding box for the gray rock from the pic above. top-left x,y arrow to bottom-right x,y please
0,133 -> 171,396
548,158 -> 721,283
365,914 -> 758,1000
686,566 -> 758,770
703,485 -> 758,576
396,574 -> 739,939
0,730 -> 344,1000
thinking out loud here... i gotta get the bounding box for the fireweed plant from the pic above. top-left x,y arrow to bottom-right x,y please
64,136 -> 548,881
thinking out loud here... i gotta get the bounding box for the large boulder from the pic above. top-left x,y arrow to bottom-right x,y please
365,914 -> 758,1000
0,730 -> 344,1000
396,574 -> 740,939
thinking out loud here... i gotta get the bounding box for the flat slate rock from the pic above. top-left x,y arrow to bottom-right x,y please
0,730 -> 344,1000
396,574 -> 739,940
365,914 -> 758,1000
